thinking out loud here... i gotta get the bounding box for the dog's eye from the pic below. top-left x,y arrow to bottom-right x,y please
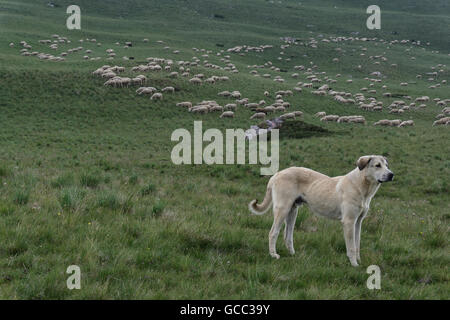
376,164 -> 381,168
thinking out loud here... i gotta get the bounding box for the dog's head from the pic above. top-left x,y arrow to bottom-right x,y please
356,155 -> 394,183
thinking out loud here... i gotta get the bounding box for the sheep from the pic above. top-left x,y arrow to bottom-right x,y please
320,115 -> 339,122
441,107 -> 450,115
190,106 -> 208,114
433,117 -> 450,126
132,77 -> 145,86
236,98 -> 248,106
176,102 -> 192,108
373,119 -> 392,126
208,105 -> 224,112
162,86 -> 175,93
264,91 -> 270,97
390,119 -> 402,127
151,93 -> 163,101
218,91 -> 231,97
136,87 -> 156,95
263,106 -> 276,113
250,112 -> 266,120
220,111 -> 234,118
274,106 -> 286,112
348,116 -> 366,124
315,111 -> 326,118
399,120 -> 414,127
292,111 -> 303,117
189,77 -> 202,85
224,103 -> 237,110
231,91 -> 242,99
279,112 -> 295,120
245,103 -> 259,109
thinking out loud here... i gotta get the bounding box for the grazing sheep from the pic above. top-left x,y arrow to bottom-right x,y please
224,103 -> 237,110
151,93 -> 163,101
231,91 -> 242,99
399,120 -> 414,127
137,87 -> 157,95
220,111 -> 234,118
176,101 -> 192,108
348,116 -> 366,124
279,112 -> 295,120
292,111 -> 303,117
246,103 -> 259,109
390,119 -> 402,127
315,111 -> 326,118
250,112 -> 266,120
373,119 -> 392,126
190,106 -> 208,114
218,91 -> 231,97
264,91 -> 270,97
189,77 -> 202,85
162,86 -> 175,93
209,105 -> 224,112
263,106 -> 275,113
320,115 -> 339,122
433,117 -> 450,126
236,98 -> 248,105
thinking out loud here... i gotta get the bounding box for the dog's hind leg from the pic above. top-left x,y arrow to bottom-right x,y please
269,204 -> 291,259
284,206 -> 298,255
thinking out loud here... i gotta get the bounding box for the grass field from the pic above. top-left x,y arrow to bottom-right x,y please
0,0 -> 449,299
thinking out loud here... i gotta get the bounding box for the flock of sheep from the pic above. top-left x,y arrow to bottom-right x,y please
10,31 -> 449,128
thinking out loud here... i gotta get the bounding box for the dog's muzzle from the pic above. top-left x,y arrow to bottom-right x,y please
387,172 -> 394,181
379,172 -> 394,183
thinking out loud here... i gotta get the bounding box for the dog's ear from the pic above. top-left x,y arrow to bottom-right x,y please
383,156 -> 388,165
357,156 -> 372,170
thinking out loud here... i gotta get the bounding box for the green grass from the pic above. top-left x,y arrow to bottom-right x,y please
0,0 -> 449,299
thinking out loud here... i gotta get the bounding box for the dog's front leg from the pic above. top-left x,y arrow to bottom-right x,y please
342,215 -> 358,267
355,209 -> 368,263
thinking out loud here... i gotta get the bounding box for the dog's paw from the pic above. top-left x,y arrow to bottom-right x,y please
350,260 -> 359,267
270,253 -> 280,259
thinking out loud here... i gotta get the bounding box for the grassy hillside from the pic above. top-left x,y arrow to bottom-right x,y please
0,0 -> 449,299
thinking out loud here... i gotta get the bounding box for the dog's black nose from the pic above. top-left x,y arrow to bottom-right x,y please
388,172 -> 394,181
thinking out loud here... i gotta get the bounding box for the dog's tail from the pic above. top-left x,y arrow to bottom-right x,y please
248,182 -> 273,215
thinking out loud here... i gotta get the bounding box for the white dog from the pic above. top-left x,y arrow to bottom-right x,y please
249,155 -> 394,266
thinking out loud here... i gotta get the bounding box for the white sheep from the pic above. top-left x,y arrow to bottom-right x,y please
399,120 -> 414,127
220,111 -> 234,118
250,112 -> 266,120
151,93 -> 163,101
224,103 -> 237,110
189,77 -> 202,85
162,86 -> 175,93
176,102 -> 192,108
